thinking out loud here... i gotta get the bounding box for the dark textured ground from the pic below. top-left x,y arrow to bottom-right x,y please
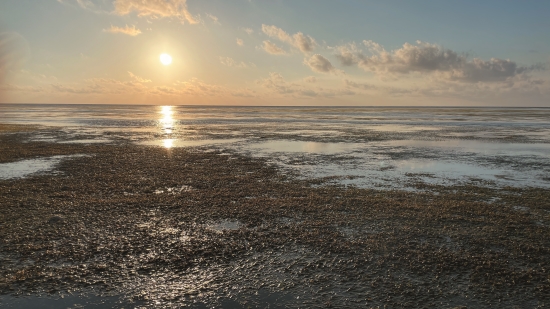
0,126 -> 549,308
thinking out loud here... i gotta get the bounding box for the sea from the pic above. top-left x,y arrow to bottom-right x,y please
1,104 -> 550,189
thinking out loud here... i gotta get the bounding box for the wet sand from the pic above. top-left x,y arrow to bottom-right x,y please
1,125 -> 549,308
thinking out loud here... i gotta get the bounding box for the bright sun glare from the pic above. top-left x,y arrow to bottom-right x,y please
160,53 -> 172,66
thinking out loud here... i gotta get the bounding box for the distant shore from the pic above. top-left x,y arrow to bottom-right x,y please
1,125 -> 549,308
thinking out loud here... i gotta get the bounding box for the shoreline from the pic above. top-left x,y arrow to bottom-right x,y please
1,126 -> 549,308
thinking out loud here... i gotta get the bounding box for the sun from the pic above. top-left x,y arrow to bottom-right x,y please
160,53 -> 172,66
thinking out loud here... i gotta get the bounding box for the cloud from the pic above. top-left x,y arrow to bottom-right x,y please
150,78 -> 256,98
258,72 -> 353,98
103,25 -> 142,36
334,42 -> 362,66
293,32 -> 316,54
242,28 -> 254,35
51,83 -> 103,94
206,13 -> 220,25
219,57 -> 253,69
344,79 -> 376,90
304,54 -> 338,74
0,84 -> 45,93
304,76 -> 317,83
334,40 -> 541,83
113,0 -> 198,24
262,40 -> 287,55
236,38 -> 244,46
262,25 -> 316,54
128,71 -> 151,83
57,0 -> 95,9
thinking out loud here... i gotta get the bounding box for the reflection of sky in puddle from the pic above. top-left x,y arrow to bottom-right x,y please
207,219 -> 242,232
395,159 -> 516,181
385,140 -> 550,157
140,139 -> 243,148
58,139 -> 113,144
296,158 -> 549,189
365,124 -> 441,132
0,155 -> 84,180
237,140 -> 550,189
249,140 -> 361,154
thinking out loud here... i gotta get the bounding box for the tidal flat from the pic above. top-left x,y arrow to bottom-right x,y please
0,124 -> 549,309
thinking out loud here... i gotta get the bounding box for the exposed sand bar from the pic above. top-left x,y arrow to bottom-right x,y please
0,125 -> 549,308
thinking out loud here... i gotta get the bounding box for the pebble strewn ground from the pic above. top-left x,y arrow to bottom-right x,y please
0,126 -> 549,308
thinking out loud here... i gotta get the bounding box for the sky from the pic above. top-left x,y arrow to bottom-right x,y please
1,0 -> 549,106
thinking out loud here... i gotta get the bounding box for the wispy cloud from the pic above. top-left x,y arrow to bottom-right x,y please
103,25 -> 142,36
258,72 -> 353,98
262,25 -> 316,54
219,57 -> 254,69
113,0 -> 198,24
206,13 -> 220,25
128,71 -> 151,83
57,0 -> 95,9
236,38 -> 244,46
262,40 -> 287,55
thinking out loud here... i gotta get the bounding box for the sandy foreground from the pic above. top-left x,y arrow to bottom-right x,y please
0,125 -> 549,308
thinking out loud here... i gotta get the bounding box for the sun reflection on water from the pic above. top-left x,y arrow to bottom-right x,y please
159,106 -> 175,148
160,106 -> 175,130
163,139 -> 175,149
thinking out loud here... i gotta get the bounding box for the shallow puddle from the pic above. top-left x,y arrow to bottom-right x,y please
385,140 -> 550,157
207,219 -> 242,232
139,138 -> 242,148
0,155 -> 84,180
248,140 -> 361,154
58,139 -> 113,144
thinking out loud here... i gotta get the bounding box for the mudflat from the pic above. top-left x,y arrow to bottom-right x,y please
1,126 -> 549,308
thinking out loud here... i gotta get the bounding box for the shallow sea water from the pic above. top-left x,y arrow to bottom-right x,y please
1,104 -> 549,188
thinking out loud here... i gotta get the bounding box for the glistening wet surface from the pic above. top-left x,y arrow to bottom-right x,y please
1,106 -> 550,308
0,155 -> 85,180
0,293 -> 144,309
139,138 -> 243,148
247,140 -> 362,154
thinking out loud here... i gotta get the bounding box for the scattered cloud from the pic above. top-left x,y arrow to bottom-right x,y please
258,72 -> 353,98
304,76 -> 317,83
206,13 -> 220,25
219,57 -> 254,69
113,0 -> 198,24
262,25 -> 316,54
51,83 -> 104,94
0,83 -> 45,93
236,38 -> 244,46
334,40 -> 542,83
344,79 -> 376,90
57,0 -> 95,10
262,40 -> 287,55
103,25 -> 142,36
19,70 -> 58,83
128,71 -> 151,83
242,27 -> 254,35
304,54 -> 339,74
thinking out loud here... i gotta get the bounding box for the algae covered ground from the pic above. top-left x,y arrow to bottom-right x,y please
0,125 -> 549,308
